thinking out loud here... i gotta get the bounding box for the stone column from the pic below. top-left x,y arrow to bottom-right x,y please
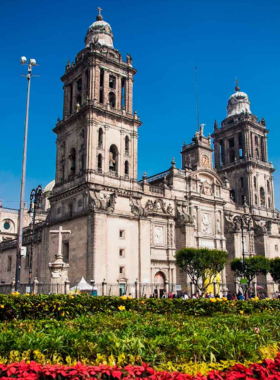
94,65 -> 100,103
263,135 -> 268,162
104,71 -> 109,106
49,254 -> 69,294
63,85 -> 71,118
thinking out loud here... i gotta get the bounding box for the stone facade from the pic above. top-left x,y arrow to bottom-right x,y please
1,12 -> 280,296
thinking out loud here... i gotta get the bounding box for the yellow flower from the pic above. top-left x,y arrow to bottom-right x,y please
254,296 -> 259,301
210,298 -> 216,303
230,303 -> 234,306
240,311 -> 244,314
265,298 -> 270,301
222,297 -> 227,301
120,296 -> 127,300
61,312 -> 65,316
217,298 -> 222,302
118,305 -> 125,311
0,305 -> 4,308
127,296 -> 132,300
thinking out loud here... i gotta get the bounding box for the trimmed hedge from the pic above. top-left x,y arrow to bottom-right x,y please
0,294 -> 280,320
2,355 -> 280,379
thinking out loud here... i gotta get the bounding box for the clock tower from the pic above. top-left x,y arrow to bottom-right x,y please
181,124 -> 213,170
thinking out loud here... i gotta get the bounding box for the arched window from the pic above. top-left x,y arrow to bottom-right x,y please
69,148 -> 76,176
255,194 -> 258,206
97,154 -> 102,172
255,135 -> 259,146
125,136 -> 129,154
268,198 -> 271,208
124,160 -> 129,177
109,92 -> 116,108
98,128 -> 103,147
254,176 -> 257,189
109,144 -> 118,172
230,189 -> 236,202
267,180 -> 270,193
240,177 -> 244,188
260,187 -> 265,206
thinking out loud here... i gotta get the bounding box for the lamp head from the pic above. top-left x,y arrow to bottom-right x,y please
29,58 -> 36,66
20,56 -> 27,64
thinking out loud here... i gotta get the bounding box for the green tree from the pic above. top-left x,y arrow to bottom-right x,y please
270,257 -> 280,286
230,256 -> 270,290
175,247 -> 228,294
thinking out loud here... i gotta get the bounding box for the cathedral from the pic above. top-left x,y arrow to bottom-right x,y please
1,9 -> 280,296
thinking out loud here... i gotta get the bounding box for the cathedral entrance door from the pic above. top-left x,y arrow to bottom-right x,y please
154,271 -> 166,298
119,283 -> 126,296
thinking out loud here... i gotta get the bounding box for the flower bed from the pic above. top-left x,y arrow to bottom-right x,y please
1,355 -> 280,379
0,313 -> 279,367
0,294 -> 279,321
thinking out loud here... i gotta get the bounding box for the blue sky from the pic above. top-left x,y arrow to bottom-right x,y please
1,0 -> 280,209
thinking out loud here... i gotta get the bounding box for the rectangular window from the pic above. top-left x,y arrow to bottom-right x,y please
275,245 -> 278,252
119,266 -> 124,274
119,230 -> 125,239
119,249 -> 124,257
63,242 -> 70,263
7,257 -> 12,272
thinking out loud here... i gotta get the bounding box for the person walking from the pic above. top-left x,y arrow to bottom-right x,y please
227,292 -> 233,300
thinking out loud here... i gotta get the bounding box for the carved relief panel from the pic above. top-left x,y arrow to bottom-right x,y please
154,226 -> 164,245
201,213 -> 212,235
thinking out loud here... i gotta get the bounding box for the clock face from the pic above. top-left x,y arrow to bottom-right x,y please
202,155 -> 209,167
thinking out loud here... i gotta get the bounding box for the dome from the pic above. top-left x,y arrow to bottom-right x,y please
226,82 -> 251,117
43,180 -> 55,193
85,10 -> 114,48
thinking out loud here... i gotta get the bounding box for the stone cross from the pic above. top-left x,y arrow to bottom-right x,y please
50,226 -> 71,259
97,7 -> 102,15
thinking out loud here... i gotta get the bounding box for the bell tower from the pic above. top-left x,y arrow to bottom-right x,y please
212,81 -> 275,212
53,8 -> 141,195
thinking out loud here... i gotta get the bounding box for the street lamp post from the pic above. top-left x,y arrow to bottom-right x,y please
29,185 -> 42,290
15,57 -> 38,292
233,213 -> 252,299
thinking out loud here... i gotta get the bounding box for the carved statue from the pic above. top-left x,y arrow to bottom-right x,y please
202,181 -> 212,195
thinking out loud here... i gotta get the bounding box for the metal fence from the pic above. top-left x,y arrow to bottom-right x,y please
0,280 -> 277,297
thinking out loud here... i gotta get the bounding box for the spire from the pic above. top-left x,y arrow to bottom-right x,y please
96,7 -> 103,21
235,78 -> 240,92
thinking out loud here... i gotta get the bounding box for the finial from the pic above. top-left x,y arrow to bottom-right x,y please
171,157 -> 176,168
96,7 -> 103,21
235,78 -> 240,92
142,172 -> 147,181
214,120 -> 218,130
